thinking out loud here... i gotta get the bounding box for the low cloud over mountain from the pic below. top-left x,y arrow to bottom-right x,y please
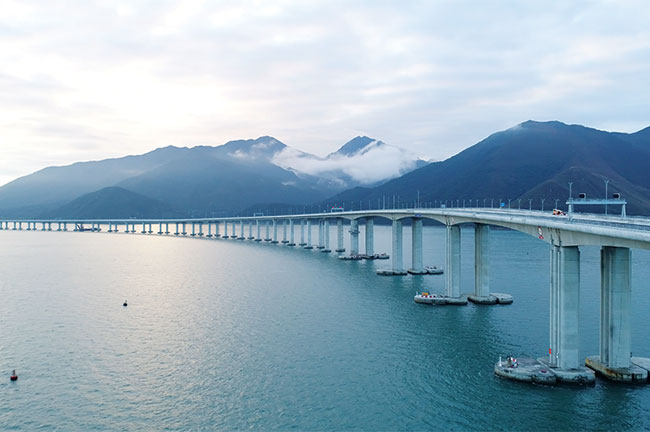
273,136 -> 427,186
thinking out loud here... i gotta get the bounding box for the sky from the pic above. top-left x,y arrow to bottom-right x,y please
1,0 -> 649,186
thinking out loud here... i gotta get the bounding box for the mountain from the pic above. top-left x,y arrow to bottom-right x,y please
0,135 -> 424,218
47,186 -> 183,219
324,121 -> 650,215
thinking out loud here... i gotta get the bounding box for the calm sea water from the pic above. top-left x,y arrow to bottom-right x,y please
1,225 -> 649,431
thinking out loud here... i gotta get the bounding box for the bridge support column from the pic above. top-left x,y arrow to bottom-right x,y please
282,220 -> 288,244
264,220 -> 270,241
468,224 -> 498,304
408,218 -> 425,274
321,219 -> 331,252
272,220 -> 278,243
385,220 -> 406,275
198,222 -> 204,237
238,220 -> 243,239
335,218 -> 345,252
304,220 -> 313,249
317,220 -> 324,249
365,218 -> 374,257
349,219 -> 359,255
248,221 -> 253,239
206,222 -> 212,237
288,219 -> 295,246
536,245 -> 595,383
175,222 -> 179,235
586,247 -> 647,382
142,222 -> 147,234
445,225 -> 463,299
299,219 -> 306,246
255,220 -> 261,241
224,221 -> 229,238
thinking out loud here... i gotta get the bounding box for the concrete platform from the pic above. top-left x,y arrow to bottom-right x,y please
254,239 -> 262,242
222,235 -> 230,239
287,243 -> 296,246
586,356 -> 649,383
271,240 -> 279,244
281,240 -> 289,244
537,358 -> 595,385
303,246 -> 314,249
335,248 -> 345,252
407,269 -> 428,275
443,296 -> 468,305
299,243 -> 307,246
491,293 -> 514,304
320,249 -> 331,253
376,270 -> 408,276
631,357 -> 650,381
495,357 -> 557,385
467,295 -> 498,305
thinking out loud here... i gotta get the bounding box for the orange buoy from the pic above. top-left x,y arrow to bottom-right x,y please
10,370 -> 18,381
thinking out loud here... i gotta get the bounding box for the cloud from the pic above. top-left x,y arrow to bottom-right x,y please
272,141 -> 423,185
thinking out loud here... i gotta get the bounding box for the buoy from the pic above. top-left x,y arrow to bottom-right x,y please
10,370 -> 18,381
123,300 -> 128,307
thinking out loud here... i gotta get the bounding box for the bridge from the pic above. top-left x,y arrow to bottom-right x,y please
2,206 -> 650,384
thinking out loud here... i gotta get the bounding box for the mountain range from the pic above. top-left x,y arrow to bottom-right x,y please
1,120 -> 649,219
325,121 -> 650,215
0,136 -> 425,218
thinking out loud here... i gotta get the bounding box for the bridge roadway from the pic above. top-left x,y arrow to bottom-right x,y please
2,207 -> 650,384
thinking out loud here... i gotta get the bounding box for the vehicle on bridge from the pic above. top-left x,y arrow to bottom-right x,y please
552,209 -> 566,216
330,206 -> 344,213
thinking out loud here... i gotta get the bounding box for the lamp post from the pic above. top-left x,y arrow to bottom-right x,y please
541,198 -> 545,211
518,199 -> 521,209
554,198 -> 559,209
568,182 -> 573,199
604,179 -> 610,215
528,199 -> 533,210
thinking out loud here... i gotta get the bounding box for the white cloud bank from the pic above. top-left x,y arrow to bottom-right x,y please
273,141 -> 424,185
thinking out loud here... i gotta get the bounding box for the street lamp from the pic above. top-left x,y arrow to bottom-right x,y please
541,198 -> 545,211
604,179 -> 611,215
568,182 -> 573,199
528,199 -> 533,210
518,199 -> 521,209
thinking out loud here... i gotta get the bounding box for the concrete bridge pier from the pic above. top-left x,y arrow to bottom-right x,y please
264,220 -> 271,241
142,222 -> 147,234
365,218 -> 374,257
181,222 -> 187,235
48,222 -> 52,231
42,222 -> 47,231
586,246 -> 649,382
248,221 -> 254,239
317,220 -> 325,249
288,220 -> 296,246
321,220 -> 331,252
408,218 -> 426,274
255,220 -> 261,241
198,222 -> 204,237
58,222 -> 62,232
538,245 -> 595,384
147,223 -> 152,234
175,222 -> 179,235
272,220 -> 279,243
376,219 -> 406,275
335,218 -> 345,252
304,220 -> 313,249
238,221 -> 245,239
444,225 -> 466,303
223,221 -> 230,239
281,220 -> 289,244
349,219 -> 359,255
206,222 -> 212,237
190,223 -> 196,236
165,222 -> 169,235
468,224 -> 499,305
158,222 -> 163,235
299,219 -> 306,246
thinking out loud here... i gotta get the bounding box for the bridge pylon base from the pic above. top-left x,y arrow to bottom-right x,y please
586,356 -> 649,383
537,358 -> 595,385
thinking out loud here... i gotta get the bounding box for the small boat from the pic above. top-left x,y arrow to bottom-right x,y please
425,265 -> 444,275
414,292 -> 438,304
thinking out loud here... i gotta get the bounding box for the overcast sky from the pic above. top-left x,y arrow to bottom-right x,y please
1,0 -> 648,186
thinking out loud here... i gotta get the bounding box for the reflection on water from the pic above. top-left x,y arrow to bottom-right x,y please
0,226 -> 649,431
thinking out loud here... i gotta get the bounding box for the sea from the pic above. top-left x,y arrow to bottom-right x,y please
1,224 -> 649,431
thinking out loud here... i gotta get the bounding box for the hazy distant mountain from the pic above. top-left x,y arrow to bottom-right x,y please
325,121 -> 650,215
0,135 -> 425,218
47,186 -> 182,219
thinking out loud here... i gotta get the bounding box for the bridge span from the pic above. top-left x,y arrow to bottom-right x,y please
2,207 -> 650,384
